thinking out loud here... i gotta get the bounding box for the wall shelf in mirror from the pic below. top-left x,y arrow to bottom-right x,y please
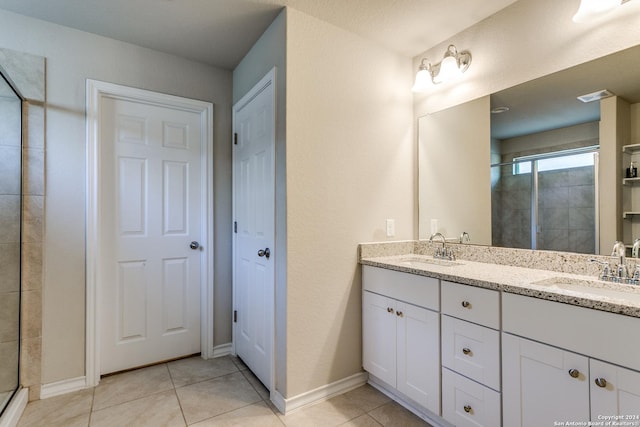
623,212 -> 640,219
622,143 -> 640,153
622,177 -> 640,185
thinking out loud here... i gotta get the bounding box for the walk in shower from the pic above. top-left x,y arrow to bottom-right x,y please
491,147 -> 598,254
0,69 -> 22,415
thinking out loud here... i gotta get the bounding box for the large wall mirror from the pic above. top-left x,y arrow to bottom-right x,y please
419,44 -> 640,256
0,70 -> 22,415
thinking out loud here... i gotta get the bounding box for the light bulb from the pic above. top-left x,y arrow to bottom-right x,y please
412,68 -> 431,92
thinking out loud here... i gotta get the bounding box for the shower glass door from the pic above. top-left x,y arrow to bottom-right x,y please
0,71 -> 22,415
492,148 -> 598,254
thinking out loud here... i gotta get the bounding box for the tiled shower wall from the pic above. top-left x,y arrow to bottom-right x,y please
0,48 -> 45,402
492,165 -> 595,254
0,78 -> 21,402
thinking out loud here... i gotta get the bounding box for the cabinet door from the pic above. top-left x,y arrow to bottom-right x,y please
396,301 -> 440,415
363,291 -> 396,387
591,359 -> 640,419
502,333 -> 589,426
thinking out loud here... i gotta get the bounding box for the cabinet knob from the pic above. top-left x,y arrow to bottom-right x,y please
463,405 -> 472,413
568,369 -> 580,378
594,378 -> 607,388
461,301 -> 471,308
396,311 -> 404,318
387,307 -> 394,314
462,347 -> 472,355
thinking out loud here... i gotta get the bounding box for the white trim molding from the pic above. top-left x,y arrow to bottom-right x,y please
0,388 -> 28,427
40,377 -> 88,400
271,372 -> 368,414
85,79 -> 215,386
212,343 -> 232,358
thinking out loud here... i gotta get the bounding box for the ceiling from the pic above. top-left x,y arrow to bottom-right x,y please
0,0 -> 519,70
491,44 -> 640,140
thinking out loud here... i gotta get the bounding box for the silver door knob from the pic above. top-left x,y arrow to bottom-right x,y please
258,248 -> 271,259
190,241 -> 200,250
594,378 -> 607,388
568,369 -> 580,378
463,405 -> 472,413
462,348 -> 472,355
461,301 -> 471,308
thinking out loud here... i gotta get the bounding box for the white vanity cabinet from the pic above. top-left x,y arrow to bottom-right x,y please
362,266 -> 441,415
503,293 -> 640,426
440,281 -> 501,427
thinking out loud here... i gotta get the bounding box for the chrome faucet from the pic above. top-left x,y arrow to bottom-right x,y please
633,238 -> 640,258
429,232 -> 455,260
460,231 -> 471,244
611,240 -> 629,281
589,258 -> 611,281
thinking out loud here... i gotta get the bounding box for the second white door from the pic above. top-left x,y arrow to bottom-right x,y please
233,70 -> 276,390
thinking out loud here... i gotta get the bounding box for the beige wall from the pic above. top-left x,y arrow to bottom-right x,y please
0,9 -> 232,384
285,8 -> 414,397
418,96 -> 491,244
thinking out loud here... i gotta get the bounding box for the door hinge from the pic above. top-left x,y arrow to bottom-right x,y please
234,221 -> 237,233
233,133 -> 238,145
233,310 -> 237,323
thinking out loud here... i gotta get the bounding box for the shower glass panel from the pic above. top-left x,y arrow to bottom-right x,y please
0,71 -> 21,415
492,149 -> 597,254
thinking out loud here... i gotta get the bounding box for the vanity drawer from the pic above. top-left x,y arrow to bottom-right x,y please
363,266 -> 439,311
441,315 -> 501,391
441,281 -> 500,329
442,368 -> 501,427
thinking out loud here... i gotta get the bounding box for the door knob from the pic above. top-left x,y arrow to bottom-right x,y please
258,248 -> 271,259
594,378 -> 607,388
190,241 -> 200,250
568,368 -> 580,378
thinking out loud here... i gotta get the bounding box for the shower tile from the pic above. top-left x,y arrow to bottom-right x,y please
541,228 -> 570,252
568,167 -> 594,186
0,48 -> 45,102
20,336 -> 41,396
22,242 -> 43,291
569,229 -> 596,254
0,195 -> 21,243
569,207 -> 595,230
21,289 -> 42,340
24,103 -> 44,149
569,185 -> 595,208
0,341 -> 19,394
0,100 -> 21,147
0,146 -> 21,196
0,291 -> 20,343
0,243 -> 20,293
23,148 -> 44,196
22,195 -> 43,243
540,208 -> 569,229
539,186 -> 569,209
539,170 -> 569,188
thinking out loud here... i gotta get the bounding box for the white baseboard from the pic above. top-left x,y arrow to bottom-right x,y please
0,388 -> 28,427
212,343 -> 232,358
40,376 -> 88,400
272,372 -> 368,414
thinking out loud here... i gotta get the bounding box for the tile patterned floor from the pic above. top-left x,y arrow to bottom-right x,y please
16,355 -> 433,427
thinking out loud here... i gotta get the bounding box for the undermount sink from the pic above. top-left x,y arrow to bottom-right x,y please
532,277 -> 640,304
397,256 -> 463,268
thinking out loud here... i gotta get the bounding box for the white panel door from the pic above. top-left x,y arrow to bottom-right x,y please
362,291 -> 397,387
233,72 -> 275,389
502,333 -> 589,426
99,96 -> 203,374
591,359 -> 640,419
396,301 -> 440,414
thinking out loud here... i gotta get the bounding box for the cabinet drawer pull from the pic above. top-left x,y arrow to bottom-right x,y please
594,378 -> 607,388
396,311 -> 404,318
568,369 -> 580,378
463,405 -> 472,413
461,301 -> 471,308
462,347 -> 472,355
387,307 -> 394,314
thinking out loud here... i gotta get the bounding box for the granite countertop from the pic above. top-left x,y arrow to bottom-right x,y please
361,254 -> 640,318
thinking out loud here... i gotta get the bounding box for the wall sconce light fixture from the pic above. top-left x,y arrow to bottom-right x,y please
412,45 -> 472,92
572,0 -> 625,23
